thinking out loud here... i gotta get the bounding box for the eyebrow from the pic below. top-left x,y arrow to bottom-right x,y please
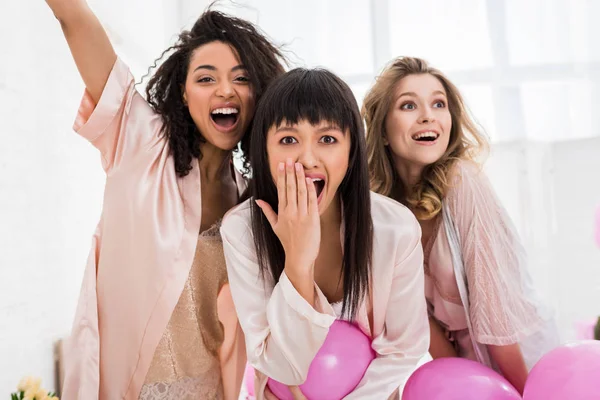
275,124 -> 346,135
398,90 -> 447,99
193,64 -> 246,73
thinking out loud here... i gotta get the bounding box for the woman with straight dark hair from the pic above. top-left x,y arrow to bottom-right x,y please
44,0 -> 285,398
221,68 -> 429,399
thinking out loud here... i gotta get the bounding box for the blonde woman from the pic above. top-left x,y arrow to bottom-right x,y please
363,56 -> 559,394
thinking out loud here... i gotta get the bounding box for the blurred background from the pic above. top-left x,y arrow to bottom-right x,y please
1,0 -> 599,394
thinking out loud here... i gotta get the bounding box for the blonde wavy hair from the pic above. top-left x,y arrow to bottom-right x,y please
363,56 -> 489,220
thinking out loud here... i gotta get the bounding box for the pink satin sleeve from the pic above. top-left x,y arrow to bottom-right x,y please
72,57 -> 162,173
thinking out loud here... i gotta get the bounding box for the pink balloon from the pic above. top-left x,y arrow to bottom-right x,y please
594,205 -> 600,248
523,340 -> 600,400
402,358 -> 521,400
267,320 -> 375,400
244,363 -> 255,397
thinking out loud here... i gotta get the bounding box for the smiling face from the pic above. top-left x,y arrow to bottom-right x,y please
266,119 -> 351,216
183,41 -> 255,151
384,73 -> 452,169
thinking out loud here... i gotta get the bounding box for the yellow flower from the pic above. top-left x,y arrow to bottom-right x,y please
17,376 -> 41,392
17,376 -> 30,391
23,387 -> 37,400
16,376 -> 54,400
30,377 -> 42,391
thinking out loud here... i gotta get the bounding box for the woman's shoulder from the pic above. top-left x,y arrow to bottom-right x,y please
444,159 -> 487,201
450,159 -> 485,185
221,198 -> 253,235
370,192 -> 421,237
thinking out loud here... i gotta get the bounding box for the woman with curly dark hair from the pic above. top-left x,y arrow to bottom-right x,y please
45,0 -> 285,398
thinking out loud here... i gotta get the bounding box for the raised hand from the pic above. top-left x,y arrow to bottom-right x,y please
256,158 -> 321,278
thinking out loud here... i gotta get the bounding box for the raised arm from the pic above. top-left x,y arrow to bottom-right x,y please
46,0 -> 116,103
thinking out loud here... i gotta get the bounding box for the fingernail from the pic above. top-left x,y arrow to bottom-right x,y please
306,178 -> 312,184
286,158 -> 293,167
278,162 -> 284,171
295,163 -> 302,171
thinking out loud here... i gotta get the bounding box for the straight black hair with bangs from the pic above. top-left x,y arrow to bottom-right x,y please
248,68 -> 374,320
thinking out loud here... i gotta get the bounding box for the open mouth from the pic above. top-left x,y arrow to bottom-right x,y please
312,178 -> 325,198
411,131 -> 440,143
305,173 -> 326,204
309,178 -> 326,204
210,107 -> 239,131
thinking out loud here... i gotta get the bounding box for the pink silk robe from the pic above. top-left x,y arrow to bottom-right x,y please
425,160 -> 559,369
61,58 -> 246,400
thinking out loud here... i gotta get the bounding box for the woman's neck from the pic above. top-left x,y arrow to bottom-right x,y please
393,155 -> 424,191
198,142 -> 232,183
320,194 -> 343,233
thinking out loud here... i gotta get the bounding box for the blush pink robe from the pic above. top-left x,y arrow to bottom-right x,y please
425,160 -> 559,369
61,58 -> 246,400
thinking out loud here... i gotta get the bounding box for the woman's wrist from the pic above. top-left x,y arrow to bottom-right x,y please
284,260 -> 315,306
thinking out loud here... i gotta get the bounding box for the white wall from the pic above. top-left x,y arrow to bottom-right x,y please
550,137 -> 600,338
0,0 -> 180,394
485,138 -> 600,341
0,2 -> 97,393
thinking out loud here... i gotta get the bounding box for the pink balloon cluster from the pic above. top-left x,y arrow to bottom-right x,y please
267,320 -> 375,400
402,341 -> 600,400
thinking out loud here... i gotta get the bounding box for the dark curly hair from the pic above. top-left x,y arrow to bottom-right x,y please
145,8 -> 286,177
